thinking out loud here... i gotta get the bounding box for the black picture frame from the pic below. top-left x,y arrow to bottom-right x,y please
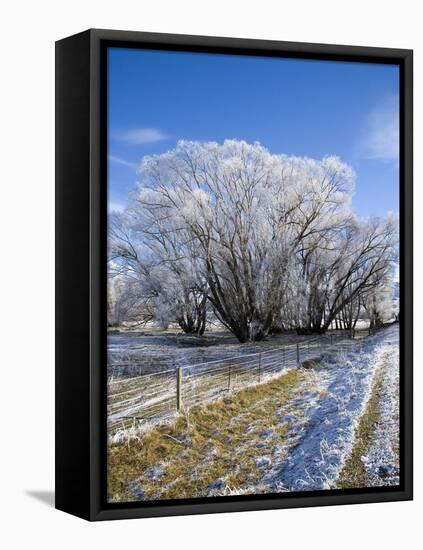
55,28 -> 413,521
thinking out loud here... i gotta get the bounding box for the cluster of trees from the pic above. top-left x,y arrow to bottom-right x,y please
108,140 -> 398,342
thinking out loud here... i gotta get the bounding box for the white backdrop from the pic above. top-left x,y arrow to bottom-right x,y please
0,1 -> 420,548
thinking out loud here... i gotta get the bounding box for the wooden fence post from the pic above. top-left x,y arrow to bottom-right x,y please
283,346 -> 285,366
176,367 -> 183,411
296,343 -> 300,365
228,362 -> 232,391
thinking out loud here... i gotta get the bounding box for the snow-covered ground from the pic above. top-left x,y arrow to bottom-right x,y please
108,329 -> 350,378
108,324 -> 400,500
259,324 -> 400,492
360,338 -> 400,486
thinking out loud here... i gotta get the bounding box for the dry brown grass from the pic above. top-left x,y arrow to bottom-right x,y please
107,368 -> 311,502
301,357 -> 322,369
336,368 -> 384,489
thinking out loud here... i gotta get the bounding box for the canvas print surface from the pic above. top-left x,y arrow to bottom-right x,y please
106,48 -> 400,503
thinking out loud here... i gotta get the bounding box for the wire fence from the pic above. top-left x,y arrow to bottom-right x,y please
107,329 -> 365,435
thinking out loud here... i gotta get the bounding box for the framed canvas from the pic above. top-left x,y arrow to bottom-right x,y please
55,29 -> 413,521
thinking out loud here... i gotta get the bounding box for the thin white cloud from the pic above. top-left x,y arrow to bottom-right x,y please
108,200 -> 125,213
108,155 -> 138,169
113,127 -> 168,145
356,95 -> 399,162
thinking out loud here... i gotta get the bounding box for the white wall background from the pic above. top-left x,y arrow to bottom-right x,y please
0,1 -> 420,548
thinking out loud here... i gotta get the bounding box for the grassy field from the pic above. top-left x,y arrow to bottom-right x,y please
108,367 -> 317,502
107,326 -> 399,501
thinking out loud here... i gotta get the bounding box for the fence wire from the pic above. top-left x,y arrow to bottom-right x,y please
107,330 -> 357,434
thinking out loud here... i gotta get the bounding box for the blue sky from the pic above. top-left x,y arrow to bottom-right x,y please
107,47 -> 399,219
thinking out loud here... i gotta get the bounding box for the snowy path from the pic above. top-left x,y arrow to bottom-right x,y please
260,325 -> 400,492
360,335 -> 400,485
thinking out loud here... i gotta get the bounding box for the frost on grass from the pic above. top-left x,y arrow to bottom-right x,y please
107,326 -> 400,502
107,329 -> 335,378
107,369 -> 311,502
266,325 -> 400,492
107,333 -> 328,435
359,337 -> 400,486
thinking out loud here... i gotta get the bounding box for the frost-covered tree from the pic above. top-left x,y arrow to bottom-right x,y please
108,211 -> 208,333
107,274 -> 150,327
133,140 -> 359,340
362,274 -> 398,330
320,216 -> 398,332
108,140 -> 398,342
